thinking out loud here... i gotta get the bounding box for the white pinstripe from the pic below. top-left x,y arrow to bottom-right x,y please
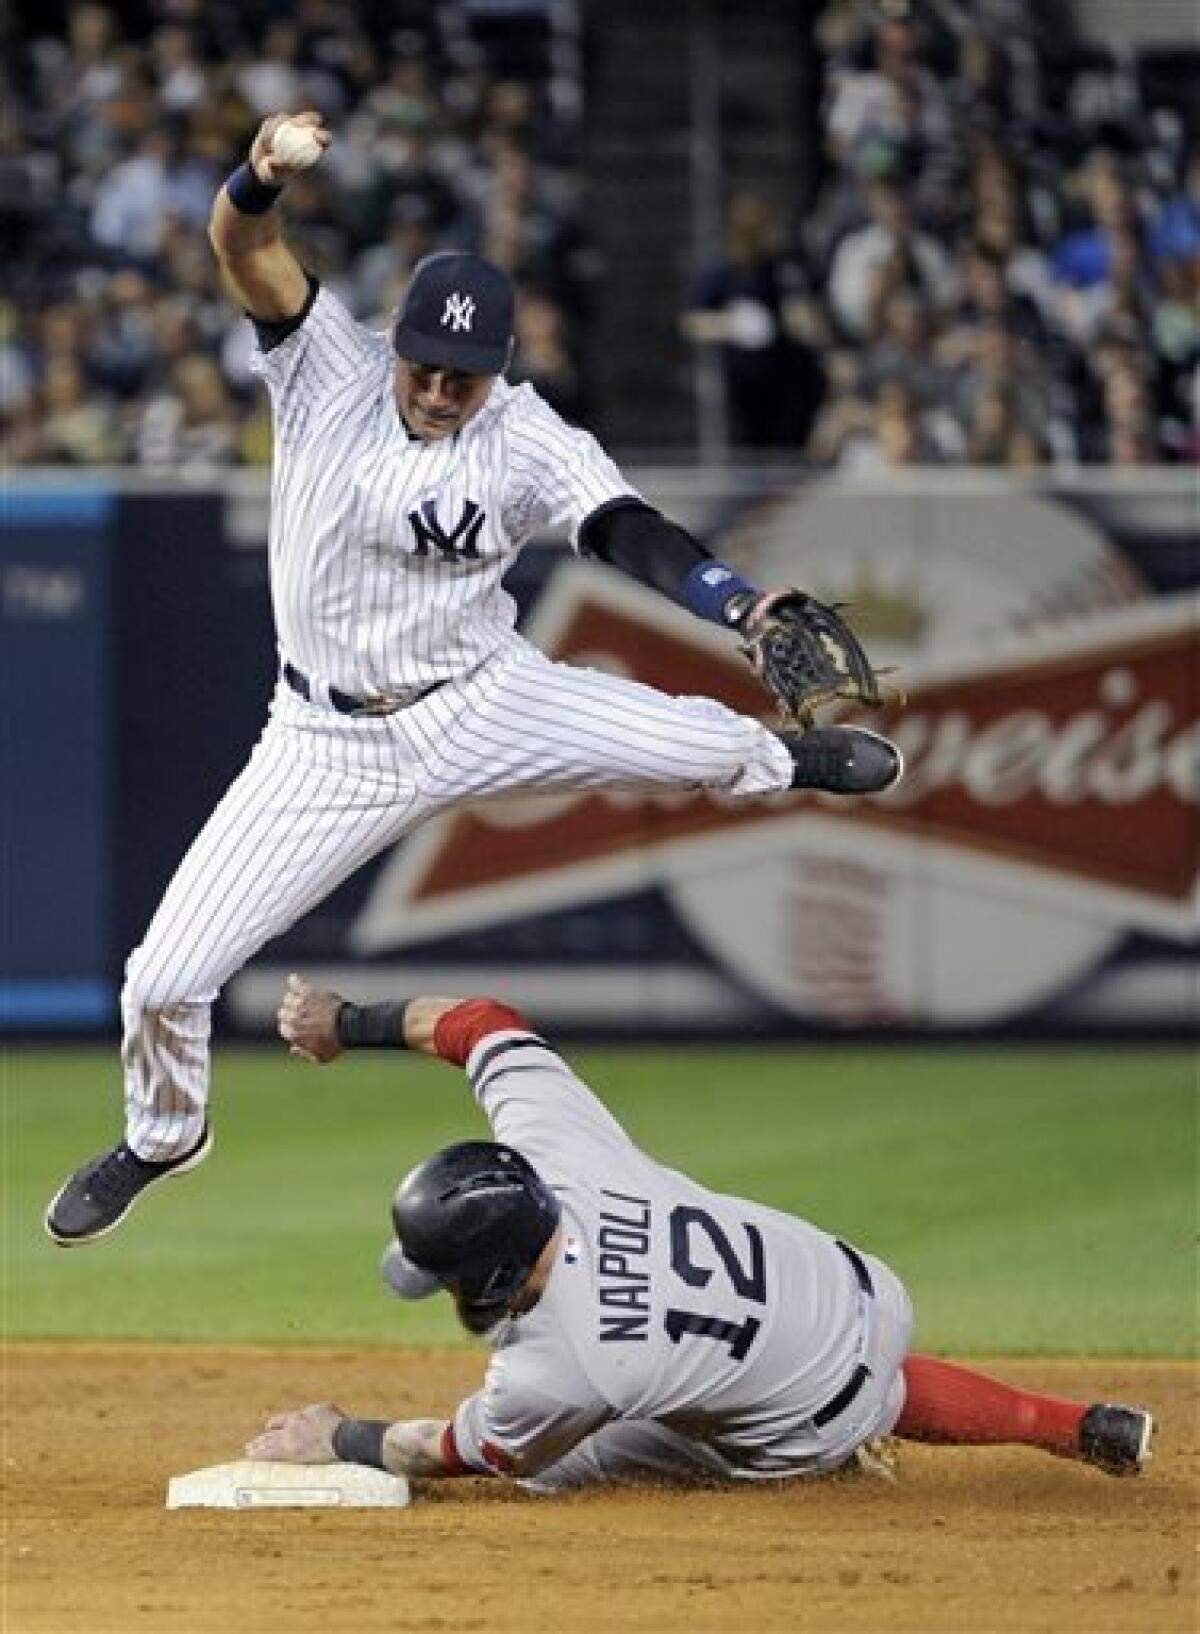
251,287 -> 644,693
122,291 -> 795,1158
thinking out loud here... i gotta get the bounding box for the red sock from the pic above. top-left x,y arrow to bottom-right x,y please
433,998 -> 536,1066
896,1355 -> 1086,1457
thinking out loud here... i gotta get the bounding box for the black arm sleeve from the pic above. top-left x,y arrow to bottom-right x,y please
250,271 -> 320,353
577,499 -> 713,605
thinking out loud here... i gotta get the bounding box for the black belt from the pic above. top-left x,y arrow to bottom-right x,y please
812,1241 -> 874,1429
283,662 -> 445,717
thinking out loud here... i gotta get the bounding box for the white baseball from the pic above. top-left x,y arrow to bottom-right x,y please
271,120 -> 323,171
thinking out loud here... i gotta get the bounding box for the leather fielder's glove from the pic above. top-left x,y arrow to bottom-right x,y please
729,589 -> 898,730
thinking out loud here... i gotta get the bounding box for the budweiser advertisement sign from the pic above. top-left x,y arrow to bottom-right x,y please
346,573 -> 1196,1024
228,476 -> 1198,1032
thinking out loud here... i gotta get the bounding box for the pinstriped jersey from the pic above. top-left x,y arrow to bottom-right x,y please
451,1030 -> 877,1480
249,287 -> 640,691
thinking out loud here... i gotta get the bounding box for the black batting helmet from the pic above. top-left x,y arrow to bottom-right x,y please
391,1141 -> 561,1314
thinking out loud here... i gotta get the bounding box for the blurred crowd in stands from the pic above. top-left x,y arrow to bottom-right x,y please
3,0 -> 1197,469
683,0 -> 1199,465
2,0 -> 590,469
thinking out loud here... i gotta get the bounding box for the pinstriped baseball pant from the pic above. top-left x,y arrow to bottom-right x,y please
123,642 -> 795,1158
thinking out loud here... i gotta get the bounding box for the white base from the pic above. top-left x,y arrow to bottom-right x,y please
166,1460 -> 411,1510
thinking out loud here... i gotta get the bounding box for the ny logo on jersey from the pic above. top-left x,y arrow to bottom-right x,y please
441,292 -> 475,332
408,497 -> 486,561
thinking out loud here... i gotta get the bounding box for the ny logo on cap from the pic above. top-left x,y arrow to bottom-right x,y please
441,292 -> 475,332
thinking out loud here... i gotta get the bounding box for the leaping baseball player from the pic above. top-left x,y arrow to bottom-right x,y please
241,976 -> 1153,1490
47,109 -> 901,1248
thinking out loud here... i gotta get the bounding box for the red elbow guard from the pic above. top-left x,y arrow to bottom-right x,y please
433,998 -> 535,1066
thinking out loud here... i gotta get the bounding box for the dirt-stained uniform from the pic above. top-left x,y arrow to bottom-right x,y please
436,1025 -> 914,1490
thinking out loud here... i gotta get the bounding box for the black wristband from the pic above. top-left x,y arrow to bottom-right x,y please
226,162 -> 283,216
332,1418 -> 389,1470
336,1001 -> 408,1049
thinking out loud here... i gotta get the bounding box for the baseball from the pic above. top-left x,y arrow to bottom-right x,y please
271,120 -> 323,171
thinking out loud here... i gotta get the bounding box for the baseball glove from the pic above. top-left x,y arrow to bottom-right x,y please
732,589 -> 899,730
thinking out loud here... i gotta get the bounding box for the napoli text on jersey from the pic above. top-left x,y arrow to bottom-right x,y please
449,1029 -> 915,1488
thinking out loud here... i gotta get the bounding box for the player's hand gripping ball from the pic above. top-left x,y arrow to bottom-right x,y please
271,119 -> 324,170
251,111 -> 331,184
733,589 -> 901,730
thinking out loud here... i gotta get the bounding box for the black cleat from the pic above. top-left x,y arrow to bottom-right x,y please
1078,1403 -> 1154,1477
44,1126 -> 212,1247
781,726 -> 903,796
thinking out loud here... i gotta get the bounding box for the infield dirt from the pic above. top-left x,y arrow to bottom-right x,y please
4,1346 -> 1195,1633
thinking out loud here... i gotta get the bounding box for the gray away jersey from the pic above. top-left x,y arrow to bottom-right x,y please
451,1030 -> 884,1481
250,286 -> 639,692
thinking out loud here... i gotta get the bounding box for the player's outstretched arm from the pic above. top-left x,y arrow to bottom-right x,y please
580,507 -> 893,728
208,110 -> 331,320
277,975 -> 528,1064
246,1403 -> 466,1479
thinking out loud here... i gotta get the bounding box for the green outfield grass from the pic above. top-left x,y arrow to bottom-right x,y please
3,1044 -> 1195,1354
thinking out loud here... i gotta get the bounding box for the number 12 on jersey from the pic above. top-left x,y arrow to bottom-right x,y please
664,1205 -> 766,1363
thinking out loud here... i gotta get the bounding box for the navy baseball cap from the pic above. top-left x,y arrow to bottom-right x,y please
392,251 -> 514,375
